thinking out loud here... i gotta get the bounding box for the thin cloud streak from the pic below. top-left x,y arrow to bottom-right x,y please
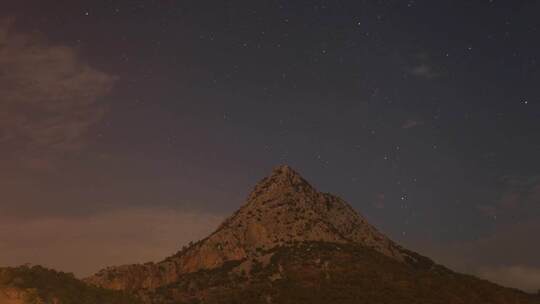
409,218 -> 540,293
478,265 -> 540,293
409,64 -> 440,79
0,208 -> 224,277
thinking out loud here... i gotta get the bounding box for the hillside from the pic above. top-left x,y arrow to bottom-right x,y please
146,242 -> 539,304
0,265 -> 138,304
86,165 -> 416,291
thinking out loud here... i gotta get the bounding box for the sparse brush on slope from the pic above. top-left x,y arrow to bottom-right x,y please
0,265 -> 139,304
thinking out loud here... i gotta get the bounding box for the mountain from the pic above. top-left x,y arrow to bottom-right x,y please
85,165 -> 414,291
0,265 -> 138,304
85,165 -> 540,304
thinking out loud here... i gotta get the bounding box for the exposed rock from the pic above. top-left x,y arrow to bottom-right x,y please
86,165 -> 413,291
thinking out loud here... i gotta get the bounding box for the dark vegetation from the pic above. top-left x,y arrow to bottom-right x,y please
145,242 -> 540,304
0,265 -> 139,304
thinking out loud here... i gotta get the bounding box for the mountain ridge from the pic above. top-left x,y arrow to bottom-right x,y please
85,165 -> 415,291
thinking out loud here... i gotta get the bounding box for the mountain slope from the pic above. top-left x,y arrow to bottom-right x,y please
85,165 -> 540,304
0,265 -> 138,304
86,165 -> 414,291
148,242 -> 539,304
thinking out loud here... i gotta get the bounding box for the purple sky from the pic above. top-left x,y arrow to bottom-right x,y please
1,1 -> 539,292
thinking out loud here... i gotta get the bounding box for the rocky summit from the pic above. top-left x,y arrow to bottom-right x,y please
85,165 -> 412,292
83,166 -> 540,304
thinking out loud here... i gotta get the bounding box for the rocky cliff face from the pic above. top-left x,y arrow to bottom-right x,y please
86,165 -> 413,291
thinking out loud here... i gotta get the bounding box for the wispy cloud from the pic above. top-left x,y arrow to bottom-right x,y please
476,175 -> 540,219
0,18 -> 116,168
478,265 -> 540,293
0,208 -> 224,277
412,219 -> 540,292
401,119 -> 423,129
409,64 -> 440,79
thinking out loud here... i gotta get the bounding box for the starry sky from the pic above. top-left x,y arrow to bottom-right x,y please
1,0 -> 540,292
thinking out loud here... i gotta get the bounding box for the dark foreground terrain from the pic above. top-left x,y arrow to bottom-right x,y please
137,242 -> 539,304
0,265 -> 138,304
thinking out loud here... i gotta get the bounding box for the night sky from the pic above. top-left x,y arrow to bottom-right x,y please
1,0 -> 540,292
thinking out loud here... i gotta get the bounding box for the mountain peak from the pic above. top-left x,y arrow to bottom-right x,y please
265,164 -> 310,186
245,165 -> 316,204
200,165 -> 413,269
270,164 -> 299,177
87,166 -> 414,291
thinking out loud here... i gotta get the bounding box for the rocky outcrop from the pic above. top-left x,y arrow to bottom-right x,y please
86,165 -> 413,291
